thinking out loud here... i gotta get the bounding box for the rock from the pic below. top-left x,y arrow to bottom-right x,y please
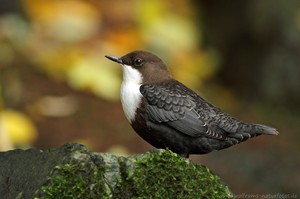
0,143 -> 233,199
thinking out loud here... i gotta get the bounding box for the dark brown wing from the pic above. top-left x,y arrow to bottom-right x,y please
140,83 -> 226,140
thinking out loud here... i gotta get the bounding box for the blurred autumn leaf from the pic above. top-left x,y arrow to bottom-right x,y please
68,58 -> 121,100
23,0 -> 101,42
0,109 -> 37,150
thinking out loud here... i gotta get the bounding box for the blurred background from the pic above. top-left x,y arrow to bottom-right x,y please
0,0 -> 299,197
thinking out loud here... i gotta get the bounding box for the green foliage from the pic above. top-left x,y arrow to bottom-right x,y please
36,162 -> 109,199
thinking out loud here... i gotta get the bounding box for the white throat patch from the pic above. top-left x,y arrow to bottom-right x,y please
120,64 -> 143,123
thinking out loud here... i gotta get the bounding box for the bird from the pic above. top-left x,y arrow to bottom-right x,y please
105,50 -> 279,157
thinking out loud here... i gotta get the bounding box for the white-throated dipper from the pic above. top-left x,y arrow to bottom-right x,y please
105,51 -> 279,157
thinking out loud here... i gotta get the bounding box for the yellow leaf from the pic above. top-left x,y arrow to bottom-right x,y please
0,109 -> 37,146
23,0 -> 100,42
67,57 -> 121,100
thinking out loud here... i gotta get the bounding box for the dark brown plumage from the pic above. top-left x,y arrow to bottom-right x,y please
106,51 -> 279,157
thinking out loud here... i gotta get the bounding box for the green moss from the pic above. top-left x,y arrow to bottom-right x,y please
36,162 -> 109,199
36,149 -> 232,199
114,149 -> 233,199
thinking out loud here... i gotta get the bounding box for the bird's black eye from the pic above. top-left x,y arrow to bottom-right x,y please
134,58 -> 143,67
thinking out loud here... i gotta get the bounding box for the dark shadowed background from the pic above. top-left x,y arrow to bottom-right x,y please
0,0 -> 299,197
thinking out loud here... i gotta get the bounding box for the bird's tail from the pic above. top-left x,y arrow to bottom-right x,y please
227,123 -> 279,142
251,124 -> 279,136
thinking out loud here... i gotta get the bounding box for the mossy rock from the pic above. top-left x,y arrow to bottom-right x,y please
0,143 -> 233,199
113,149 -> 233,199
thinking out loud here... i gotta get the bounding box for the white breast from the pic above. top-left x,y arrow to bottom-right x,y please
120,64 -> 143,123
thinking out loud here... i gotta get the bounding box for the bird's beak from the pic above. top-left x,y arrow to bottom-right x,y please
105,55 -> 123,64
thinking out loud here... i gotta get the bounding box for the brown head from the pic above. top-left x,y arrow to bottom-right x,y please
106,50 -> 172,84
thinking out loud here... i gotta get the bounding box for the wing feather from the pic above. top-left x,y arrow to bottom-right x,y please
140,83 -> 226,140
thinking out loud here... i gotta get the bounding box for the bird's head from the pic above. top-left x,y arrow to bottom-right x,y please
106,51 -> 172,84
